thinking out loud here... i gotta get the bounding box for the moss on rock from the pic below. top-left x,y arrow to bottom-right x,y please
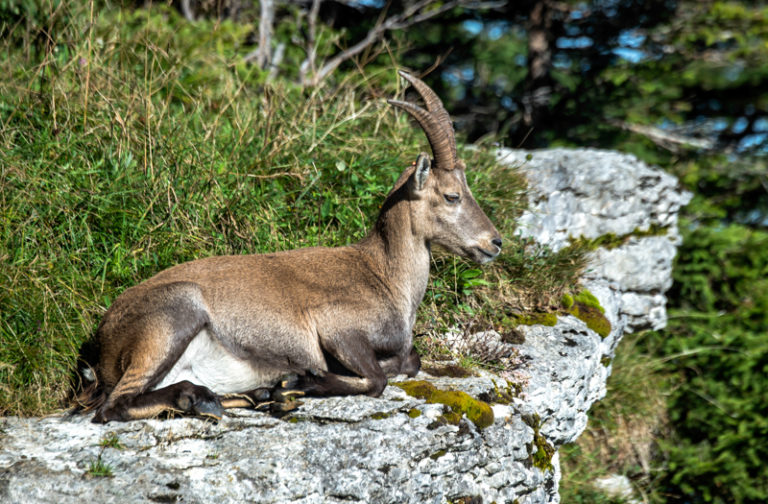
478,379 -> 522,405
573,223 -> 670,250
394,380 -> 495,429
570,303 -> 611,337
515,312 -> 558,327
503,311 -> 558,330
429,449 -> 447,460
561,289 -> 612,338
573,289 -> 604,313
439,409 -> 463,426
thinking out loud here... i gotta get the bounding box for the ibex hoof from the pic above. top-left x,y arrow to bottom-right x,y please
176,383 -> 223,420
269,400 -> 303,413
194,398 -> 224,421
272,388 -> 306,403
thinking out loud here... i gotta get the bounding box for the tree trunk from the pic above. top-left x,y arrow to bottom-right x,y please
256,0 -> 275,70
522,0 -> 554,134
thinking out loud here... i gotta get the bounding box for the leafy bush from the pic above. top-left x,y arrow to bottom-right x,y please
640,224 -> 768,503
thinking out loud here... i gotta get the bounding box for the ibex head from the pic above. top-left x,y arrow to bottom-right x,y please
388,70 -> 502,263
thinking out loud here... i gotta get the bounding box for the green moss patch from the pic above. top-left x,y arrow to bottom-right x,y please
496,311 -> 557,339
394,380 -> 495,429
513,312 -> 558,327
438,409 -> 464,426
532,433 -> 556,472
429,449 -> 448,460
569,303 -> 612,337
407,408 -> 422,418
573,224 -> 670,250
573,290 -> 605,313
561,289 -> 612,338
478,379 -> 523,405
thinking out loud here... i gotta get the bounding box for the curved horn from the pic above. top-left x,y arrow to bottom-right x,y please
388,71 -> 457,171
397,71 -> 453,137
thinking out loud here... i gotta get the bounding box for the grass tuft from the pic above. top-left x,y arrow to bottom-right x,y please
86,450 -> 114,478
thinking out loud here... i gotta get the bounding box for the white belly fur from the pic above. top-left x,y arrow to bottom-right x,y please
152,329 -> 280,394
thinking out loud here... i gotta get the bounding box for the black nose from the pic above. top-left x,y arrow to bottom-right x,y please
492,238 -> 503,249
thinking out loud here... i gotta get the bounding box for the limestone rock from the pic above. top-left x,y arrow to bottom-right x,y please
1,377 -> 555,504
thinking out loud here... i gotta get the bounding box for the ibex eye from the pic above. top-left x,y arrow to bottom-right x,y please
444,193 -> 460,204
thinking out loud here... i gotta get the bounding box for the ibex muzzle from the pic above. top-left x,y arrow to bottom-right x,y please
73,70 -> 502,423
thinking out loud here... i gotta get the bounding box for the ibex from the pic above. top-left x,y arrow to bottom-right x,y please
74,71 -> 502,423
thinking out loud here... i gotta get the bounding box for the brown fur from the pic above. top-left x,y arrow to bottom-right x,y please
76,73 -> 502,423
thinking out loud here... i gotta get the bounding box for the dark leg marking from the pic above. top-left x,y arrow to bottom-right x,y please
401,347 -> 421,377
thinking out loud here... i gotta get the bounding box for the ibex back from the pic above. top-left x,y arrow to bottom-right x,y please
74,71 -> 502,423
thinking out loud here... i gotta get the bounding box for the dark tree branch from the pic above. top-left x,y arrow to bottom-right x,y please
304,0 -> 488,86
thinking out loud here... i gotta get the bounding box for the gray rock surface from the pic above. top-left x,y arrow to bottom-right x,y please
1,378 -> 554,504
0,148 -> 690,503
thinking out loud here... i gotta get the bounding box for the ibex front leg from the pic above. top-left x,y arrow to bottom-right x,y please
378,346 -> 421,378
296,331 -> 389,397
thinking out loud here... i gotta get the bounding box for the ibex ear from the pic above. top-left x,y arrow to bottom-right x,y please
411,153 -> 431,193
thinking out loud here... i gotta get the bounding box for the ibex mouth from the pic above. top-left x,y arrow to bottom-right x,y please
476,246 -> 500,263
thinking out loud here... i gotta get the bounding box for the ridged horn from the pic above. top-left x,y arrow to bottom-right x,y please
388,70 -> 457,171
397,71 -> 455,151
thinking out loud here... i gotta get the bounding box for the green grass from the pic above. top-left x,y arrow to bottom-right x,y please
99,432 -> 123,449
0,2 -> 588,415
87,453 -> 114,478
559,333 -> 673,503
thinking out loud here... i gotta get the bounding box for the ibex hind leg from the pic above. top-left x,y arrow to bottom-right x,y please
93,284 -> 218,423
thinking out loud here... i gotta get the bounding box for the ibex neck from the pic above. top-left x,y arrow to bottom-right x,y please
355,189 -> 431,325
